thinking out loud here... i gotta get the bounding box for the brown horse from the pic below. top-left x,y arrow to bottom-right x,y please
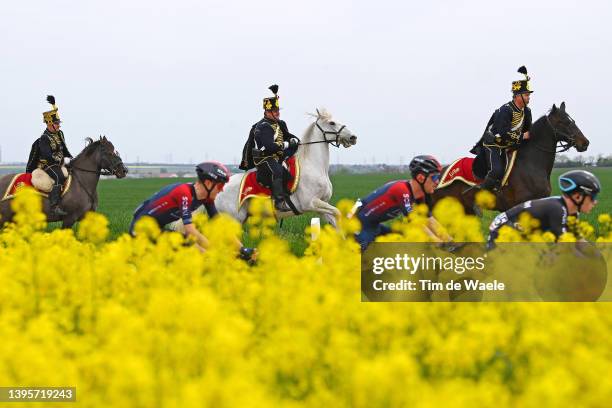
432,102 -> 590,214
0,136 -> 127,228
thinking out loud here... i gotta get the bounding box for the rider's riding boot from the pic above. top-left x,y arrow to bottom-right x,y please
472,176 -> 499,216
271,178 -> 291,212
49,184 -> 68,216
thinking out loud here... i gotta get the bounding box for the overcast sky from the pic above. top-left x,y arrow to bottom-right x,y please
1,0 -> 610,165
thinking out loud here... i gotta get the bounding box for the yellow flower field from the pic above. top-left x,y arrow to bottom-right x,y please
0,187 -> 611,407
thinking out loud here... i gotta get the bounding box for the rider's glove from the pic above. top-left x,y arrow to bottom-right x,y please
283,138 -> 299,149
238,246 -> 256,261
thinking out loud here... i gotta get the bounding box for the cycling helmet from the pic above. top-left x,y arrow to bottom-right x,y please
409,155 -> 442,178
559,170 -> 601,199
196,161 -> 231,184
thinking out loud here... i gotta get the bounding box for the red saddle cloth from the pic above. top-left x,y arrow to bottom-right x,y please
438,157 -> 481,188
239,156 -> 300,208
2,173 -> 35,200
1,173 -> 71,201
438,150 -> 517,189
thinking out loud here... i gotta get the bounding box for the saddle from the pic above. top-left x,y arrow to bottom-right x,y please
238,156 -> 300,208
437,150 -> 517,189
1,168 -> 72,201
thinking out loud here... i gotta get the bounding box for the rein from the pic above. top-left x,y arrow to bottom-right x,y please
69,164 -> 98,208
70,165 -> 114,176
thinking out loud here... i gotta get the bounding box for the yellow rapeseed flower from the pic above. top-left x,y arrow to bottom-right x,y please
10,186 -> 46,233
475,190 -> 496,210
0,181 -> 609,406
77,211 -> 109,244
133,215 -> 161,240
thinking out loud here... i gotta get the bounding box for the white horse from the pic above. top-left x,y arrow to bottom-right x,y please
169,108 -> 357,231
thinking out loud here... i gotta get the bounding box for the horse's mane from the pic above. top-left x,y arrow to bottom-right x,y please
302,108 -> 334,141
534,114 -> 548,125
72,137 -> 103,161
296,108 -> 338,158
306,108 -> 333,122
528,115 -> 548,138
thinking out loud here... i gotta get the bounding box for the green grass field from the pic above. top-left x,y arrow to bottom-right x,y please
80,168 -> 612,254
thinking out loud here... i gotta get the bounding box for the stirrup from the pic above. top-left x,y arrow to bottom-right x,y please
274,199 -> 291,212
52,206 -> 68,216
472,182 -> 500,195
462,184 -> 480,195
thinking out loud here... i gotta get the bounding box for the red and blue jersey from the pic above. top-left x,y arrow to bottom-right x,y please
357,180 -> 417,226
132,183 -> 217,228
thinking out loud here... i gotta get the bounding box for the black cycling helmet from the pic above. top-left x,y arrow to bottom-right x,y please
559,170 -> 601,199
196,161 -> 231,184
409,155 -> 442,178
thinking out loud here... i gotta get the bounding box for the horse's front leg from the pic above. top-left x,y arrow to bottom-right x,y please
91,191 -> 99,211
61,206 -> 88,229
62,217 -> 78,229
323,212 -> 338,229
310,198 -> 340,229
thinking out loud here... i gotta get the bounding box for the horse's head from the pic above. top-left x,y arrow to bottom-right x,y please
547,102 -> 589,152
90,136 -> 128,178
310,108 -> 357,148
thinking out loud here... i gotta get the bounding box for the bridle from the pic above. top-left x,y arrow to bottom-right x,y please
533,114 -> 578,153
68,143 -> 125,206
299,119 -> 348,148
70,143 -> 125,176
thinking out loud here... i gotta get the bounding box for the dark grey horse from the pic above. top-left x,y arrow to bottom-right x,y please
0,136 -> 127,228
433,102 -> 590,213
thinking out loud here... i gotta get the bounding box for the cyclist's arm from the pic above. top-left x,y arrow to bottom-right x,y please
202,201 -> 244,250
174,186 -> 209,250
548,204 -> 568,238
184,223 -> 210,252
425,216 -> 452,243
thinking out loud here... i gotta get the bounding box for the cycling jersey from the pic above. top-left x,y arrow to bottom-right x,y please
130,183 -> 217,233
354,180 -> 420,250
356,180 -> 417,226
488,196 -> 571,245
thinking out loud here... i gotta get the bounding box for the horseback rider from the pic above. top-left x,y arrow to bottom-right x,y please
26,95 -> 73,216
352,155 -> 449,251
471,66 -> 533,192
487,170 -> 601,248
239,84 -> 299,212
129,161 -> 256,261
